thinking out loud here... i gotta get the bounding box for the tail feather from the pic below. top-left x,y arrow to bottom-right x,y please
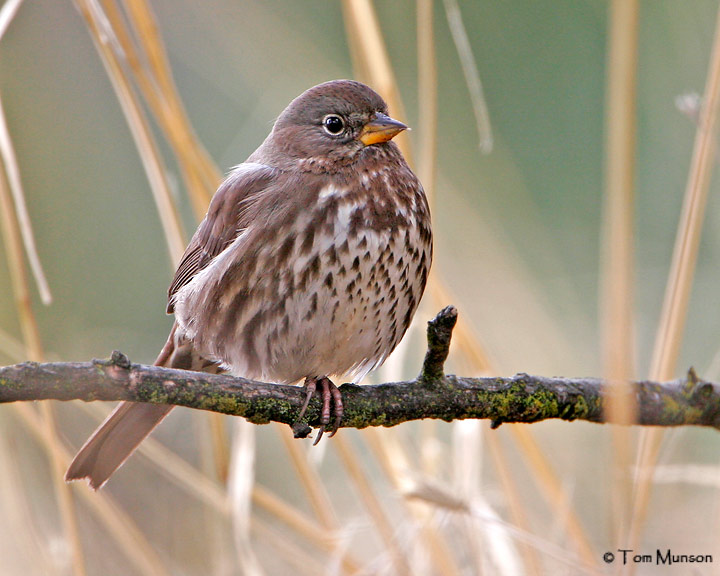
65,323 -> 220,489
64,402 -> 172,490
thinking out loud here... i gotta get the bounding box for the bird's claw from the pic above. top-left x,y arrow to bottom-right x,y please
294,376 -> 344,444
313,424 -> 326,446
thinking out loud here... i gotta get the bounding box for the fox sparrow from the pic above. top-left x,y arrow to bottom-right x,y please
66,80 -> 432,489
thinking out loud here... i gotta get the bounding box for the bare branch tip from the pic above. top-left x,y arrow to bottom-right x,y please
421,306 -> 458,382
429,305 -> 458,329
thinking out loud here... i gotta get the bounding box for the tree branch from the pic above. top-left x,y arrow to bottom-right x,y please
1,306 -> 720,432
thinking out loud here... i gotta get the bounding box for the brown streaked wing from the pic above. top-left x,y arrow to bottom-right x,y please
167,163 -> 276,313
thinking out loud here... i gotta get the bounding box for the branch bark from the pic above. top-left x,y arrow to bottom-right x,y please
1,306 -> 720,432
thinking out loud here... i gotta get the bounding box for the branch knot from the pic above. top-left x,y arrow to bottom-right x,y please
110,350 -> 132,370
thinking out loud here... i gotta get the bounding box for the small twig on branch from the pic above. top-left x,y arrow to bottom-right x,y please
1,306 -> 720,432
421,305 -> 458,382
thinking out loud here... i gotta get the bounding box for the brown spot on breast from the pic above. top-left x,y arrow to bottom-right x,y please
279,269 -> 295,294
389,318 -> 398,344
309,254 -> 321,276
300,226 -> 315,255
325,246 -> 339,265
402,307 -> 414,331
406,294 -> 416,313
281,315 -> 290,334
388,284 -> 397,301
419,265 -> 428,291
304,292 -> 318,320
299,254 -> 321,290
277,234 -> 295,264
241,309 -> 265,372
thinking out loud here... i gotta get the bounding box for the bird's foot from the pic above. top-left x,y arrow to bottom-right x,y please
293,376 -> 343,445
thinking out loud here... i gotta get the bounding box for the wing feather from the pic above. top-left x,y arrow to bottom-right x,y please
167,163 -> 275,313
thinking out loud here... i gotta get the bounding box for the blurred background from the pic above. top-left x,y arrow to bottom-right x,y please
2,0 -> 720,574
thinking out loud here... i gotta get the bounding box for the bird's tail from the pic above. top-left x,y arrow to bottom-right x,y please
65,323 -> 221,490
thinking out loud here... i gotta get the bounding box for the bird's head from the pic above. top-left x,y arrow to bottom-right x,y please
266,80 -> 408,169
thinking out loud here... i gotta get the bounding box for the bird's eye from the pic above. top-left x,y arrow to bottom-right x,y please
322,114 -> 345,135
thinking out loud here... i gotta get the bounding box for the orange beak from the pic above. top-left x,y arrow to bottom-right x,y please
359,112 -> 408,146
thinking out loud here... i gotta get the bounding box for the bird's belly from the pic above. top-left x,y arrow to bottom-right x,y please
175,212 -> 430,385
266,266 -> 408,383
255,225 -> 427,384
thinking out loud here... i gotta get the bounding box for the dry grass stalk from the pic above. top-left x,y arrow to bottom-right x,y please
41,402 -> 88,576
343,2 -> 597,570
0,424 -> 57,574
485,430 -> 543,576
441,0 -> 493,153
404,478 -> 605,575
333,433 -> 411,575
340,3 -> 464,571
77,404 -> 362,571
0,95 -> 52,305
429,279 -> 597,569
0,122 -> 87,575
277,425 -> 339,530
417,0 -> 438,210
105,0 -> 221,218
601,0 -> 639,545
251,517 -> 327,576
78,0 -> 236,487
511,427 -> 597,567
340,0 -> 412,162
74,0 -> 187,262
229,419 -> 265,576
364,428 -> 462,576
15,404 -> 169,576
0,0 -> 25,41
0,325 -> 26,362
629,1 -> 720,560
